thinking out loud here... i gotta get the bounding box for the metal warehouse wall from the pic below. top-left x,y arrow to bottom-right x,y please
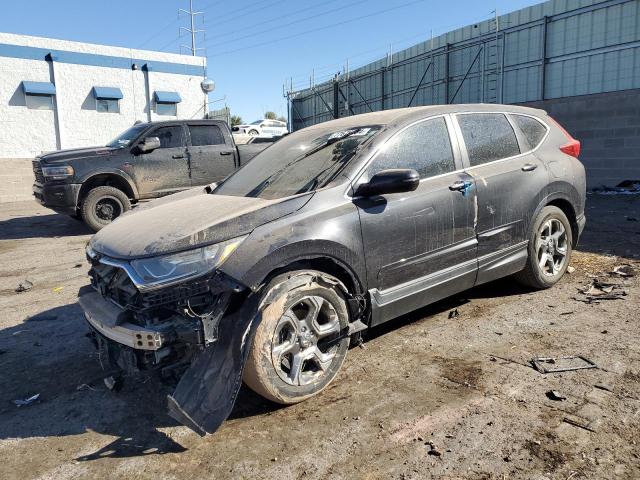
290,0 -> 640,132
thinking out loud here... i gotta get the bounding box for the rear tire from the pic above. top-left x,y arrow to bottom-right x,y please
243,270 -> 350,405
515,206 -> 572,289
81,186 -> 131,232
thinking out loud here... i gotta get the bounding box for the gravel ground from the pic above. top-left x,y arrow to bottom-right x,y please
0,195 -> 639,480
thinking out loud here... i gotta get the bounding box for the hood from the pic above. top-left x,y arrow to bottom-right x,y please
90,191 -> 312,259
39,146 -> 114,164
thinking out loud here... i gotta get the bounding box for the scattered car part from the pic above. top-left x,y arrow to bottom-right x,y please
531,356 -> 597,374
13,393 -> 40,407
611,264 -> 636,277
545,390 -> 567,401
15,280 -> 33,293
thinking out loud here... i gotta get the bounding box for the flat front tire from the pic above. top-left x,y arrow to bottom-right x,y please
81,186 -> 131,232
243,270 -> 350,404
515,206 -> 573,289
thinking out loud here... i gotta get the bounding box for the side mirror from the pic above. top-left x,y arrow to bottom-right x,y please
355,169 -> 420,197
135,136 -> 161,154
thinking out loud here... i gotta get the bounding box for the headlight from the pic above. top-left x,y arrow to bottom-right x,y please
129,236 -> 246,288
42,165 -> 74,180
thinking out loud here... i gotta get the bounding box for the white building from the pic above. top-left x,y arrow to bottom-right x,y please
0,32 -> 208,202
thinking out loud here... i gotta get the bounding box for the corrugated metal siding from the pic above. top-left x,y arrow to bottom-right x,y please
290,0 -> 640,131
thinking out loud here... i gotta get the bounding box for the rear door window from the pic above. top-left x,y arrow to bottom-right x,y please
371,117 -> 455,179
457,113 -> 520,166
511,114 -> 547,150
189,125 -> 225,146
151,126 -> 186,149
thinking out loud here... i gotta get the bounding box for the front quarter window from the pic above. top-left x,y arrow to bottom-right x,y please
215,125 -> 381,200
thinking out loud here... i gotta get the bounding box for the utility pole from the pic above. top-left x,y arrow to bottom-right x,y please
180,0 -> 205,56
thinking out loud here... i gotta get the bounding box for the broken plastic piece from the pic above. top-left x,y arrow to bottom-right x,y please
545,390 -> 567,401
13,393 -> 40,407
15,280 -> 33,293
531,356 -> 597,374
611,265 -> 635,278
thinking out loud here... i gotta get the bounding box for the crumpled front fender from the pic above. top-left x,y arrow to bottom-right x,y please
167,293 -> 261,436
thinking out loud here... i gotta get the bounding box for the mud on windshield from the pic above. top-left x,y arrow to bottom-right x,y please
215,126 -> 382,199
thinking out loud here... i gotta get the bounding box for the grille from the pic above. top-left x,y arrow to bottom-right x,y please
32,160 -> 44,184
91,263 -> 139,309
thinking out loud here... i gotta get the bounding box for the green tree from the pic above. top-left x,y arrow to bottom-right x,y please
264,111 -> 277,120
277,116 -> 287,123
230,115 -> 243,126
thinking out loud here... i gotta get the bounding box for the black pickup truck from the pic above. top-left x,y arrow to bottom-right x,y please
32,119 -> 271,231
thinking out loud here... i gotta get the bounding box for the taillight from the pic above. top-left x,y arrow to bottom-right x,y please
559,139 -> 581,158
549,116 -> 581,158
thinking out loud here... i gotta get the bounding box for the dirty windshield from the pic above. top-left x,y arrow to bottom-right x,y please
215,125 -> 381,200
106,123 -> 148,148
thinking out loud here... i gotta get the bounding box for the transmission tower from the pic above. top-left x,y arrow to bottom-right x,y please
180,0 -> 205,56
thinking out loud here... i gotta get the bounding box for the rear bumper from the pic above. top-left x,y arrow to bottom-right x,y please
33,182 -> 81,215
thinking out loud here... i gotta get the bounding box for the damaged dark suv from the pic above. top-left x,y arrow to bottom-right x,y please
79,104 -> 586,435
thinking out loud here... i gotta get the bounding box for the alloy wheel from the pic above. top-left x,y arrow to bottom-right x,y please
270,295 -> 342,386
536,218 -> 568,276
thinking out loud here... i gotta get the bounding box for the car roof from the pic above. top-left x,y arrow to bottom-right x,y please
300,104 -> 547,132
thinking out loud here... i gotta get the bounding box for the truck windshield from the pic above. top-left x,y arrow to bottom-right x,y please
215,125 -> 381,200
106,124 -> 149,148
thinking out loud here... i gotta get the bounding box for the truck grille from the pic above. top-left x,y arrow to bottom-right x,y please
32,160 -> 44,184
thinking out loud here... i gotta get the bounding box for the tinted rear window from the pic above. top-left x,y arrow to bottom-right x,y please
511,114 -> 547,150
458,113 -> 520,166
189,125 -> 225,146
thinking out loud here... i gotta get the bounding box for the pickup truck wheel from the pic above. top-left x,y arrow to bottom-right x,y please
515,206 -> 572,289
81,186 -> 131,232
243,271 -> 350,404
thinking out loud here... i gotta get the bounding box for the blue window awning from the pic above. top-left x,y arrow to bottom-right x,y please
93,86 -> 123,100
22,81 -> 56,96
154,91 -> 182,103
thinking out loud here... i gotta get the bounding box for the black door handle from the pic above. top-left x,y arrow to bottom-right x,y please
172,154 -> 185,159
220,151 -> 233,156
522,163 -> 537,172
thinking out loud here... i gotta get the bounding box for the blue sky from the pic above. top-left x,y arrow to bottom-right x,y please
0,0 -> 540,122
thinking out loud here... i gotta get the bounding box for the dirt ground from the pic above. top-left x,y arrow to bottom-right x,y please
1,195 -> 639,480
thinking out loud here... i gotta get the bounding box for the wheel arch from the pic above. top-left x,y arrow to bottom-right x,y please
77,171 -> 138,207
531,191 -> 579,247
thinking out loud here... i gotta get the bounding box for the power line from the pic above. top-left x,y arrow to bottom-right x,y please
208,0 -> 427,58
205,0 -> 343,41
137,16 -> 181,49
204,0 -> 369,49
208,0 -> 287,25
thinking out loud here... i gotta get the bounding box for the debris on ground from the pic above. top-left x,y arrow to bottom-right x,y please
591,181 -> 640,195
575,278 -> 627,303
546,390 -> 567,401
15,280 -> 33,293
13,393 -> 40,407
73,263 -> 83,268
567,266 -> 576,274
563,416 -> 597,433
425,442 -> 442,456
611,264 -> 636,278
103,376 -> 123,392
559,311 -> 574,315
52,286 -> 64,293
594,383 -> 613,393
76,384 -> 97,392
531,356 -> 598,374
448,309 -> 459,319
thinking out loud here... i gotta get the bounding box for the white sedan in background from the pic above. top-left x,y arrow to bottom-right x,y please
233,119 -> 288,137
